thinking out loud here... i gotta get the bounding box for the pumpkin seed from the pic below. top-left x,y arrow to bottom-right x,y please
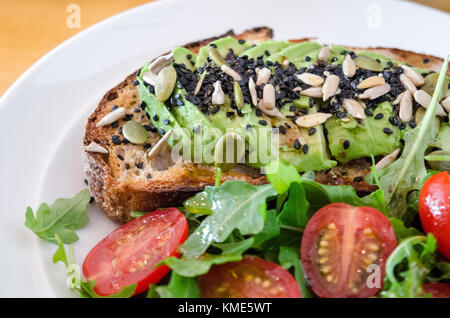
233,81 -> 244,109
422,72 -> 448,96
354,55 -> 383,71
122,121 -> 148,145
208,46 -> 228,68
214,132 -> 245,172
155,65 -> 177,102
425,150 -> 450,171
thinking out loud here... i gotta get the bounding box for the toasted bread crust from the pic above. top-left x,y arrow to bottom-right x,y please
84,28 -> 446,223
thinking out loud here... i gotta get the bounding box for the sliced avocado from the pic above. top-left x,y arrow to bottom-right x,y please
266,41 -> 322,67
325,101 -> 401,163
240,40 -> 291,59
275,96 -> 336,171
172,47 -> 196,71
195,36 -> 250,68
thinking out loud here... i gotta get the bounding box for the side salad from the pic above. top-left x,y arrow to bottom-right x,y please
25,57 -> 450,298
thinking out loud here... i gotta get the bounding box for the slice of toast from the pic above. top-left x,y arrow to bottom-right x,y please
84,27 -> 447,223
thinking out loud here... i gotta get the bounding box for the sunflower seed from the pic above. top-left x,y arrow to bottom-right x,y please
142,72 -> 157,86
301,87 -> 323,98
400,65 -> 425,86
194,71 -> 207,96
295,113 -> 332,128
256,68 -> 271,85
283,59 -> 290,66
342,55 -> 356,78
293,86 -> 302,92
318,47 -> 330,63
392,91 -> 405,105
84,141 -> 108,154
414,90 -> 447,117
221,64 -> 242,81
212,81 -> 225,105
208,46 -> 227,67
399,90 -> 413,122
96,107 -> 126,127
233,81 -> 244,109
258,100 -> 283,118
149,53 -> 174,74
375,148 -> 401,170
322,75 -> 339,101
295,73 -> 324,87
441,96 -> 450,113
155,65 -> 177,102
148,129 -> 173,159
357,76 -> 385,89
400,74 -> 417,94
263,84 -> 276,109
358,84 -> 391,100
248,77 -> 258,106
342,98 -> 366,119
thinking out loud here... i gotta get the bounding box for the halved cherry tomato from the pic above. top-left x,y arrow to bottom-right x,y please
82,208 -> 188,296
198,255 -> 301,298
423,283 -> 450,298
419,171 -> 450,259
301,203 -> 397,298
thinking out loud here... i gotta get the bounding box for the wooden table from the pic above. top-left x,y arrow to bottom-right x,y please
0,0 -> 448,96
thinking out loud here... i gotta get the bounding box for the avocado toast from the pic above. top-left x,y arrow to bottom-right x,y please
83,27 -> 450,223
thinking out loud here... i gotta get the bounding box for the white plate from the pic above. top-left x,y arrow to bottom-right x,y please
0,0 -> 448,297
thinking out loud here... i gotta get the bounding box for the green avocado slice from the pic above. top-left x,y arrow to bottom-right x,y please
325,101 -> 402,163
195,36 -> 250,68
240,40 -> 292,59
172,47 -> 196,70
266,41 -> 322,67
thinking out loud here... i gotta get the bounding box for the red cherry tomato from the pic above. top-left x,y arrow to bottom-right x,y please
82,208 -> 188,296
419,171 -> 450,259
423,283 -> 450,298
301,203 -> 397,298
198,255 -> 301,298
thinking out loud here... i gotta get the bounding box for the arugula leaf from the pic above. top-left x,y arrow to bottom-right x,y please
277,182 -> 309,229
53,235 -> 136,298
150,272 -> 200,298
381,234 -> 437,298
278,246 -> 313,298
389,217 -> 423,241
180,181 -> 277,258
252,210 -> 280,247
367,57 -> 449,220
25,189 -> 90,244
265,160 -> 302,193
162,253 -> 243,277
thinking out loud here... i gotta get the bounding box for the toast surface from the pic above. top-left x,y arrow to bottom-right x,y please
84,28 -> 447,223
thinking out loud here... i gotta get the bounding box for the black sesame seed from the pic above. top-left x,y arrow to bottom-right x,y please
289,105 -> 296,112
133,80 -> 139,86
305,56 -> 311,62
365,109 -> 374,117
193,125 -> 201,134
226,111 -> 235,117
343,140 -> 350,149
383,127 -> 393,134
279,125 -> 287,134
264,50 -> 270,57
259,120 -> 268,126
375,113 -> 384,120
285,123 -> 291,129
89,197 -> 95,204
143,143 -> 152,151
134,108 -> 141,113
409,121 -> 417,128
331,57 -> 338,62
158,128 -> 165,135
353,176 -> 363,182
117,154 -> 124,161
308,127 -> 316,135
423,58 -> 430,64
153,114 -> 159,121
84,179 -> 88,185
255,109 -> 262,117
136,162 -> 144,169
211,106 -> 220,114
293,139 -> 301,150
111,105 -> 118,111
302,144 -> 309,154
246,124 -> 252,130
146,173 -> 152,180
125,163 -> 130,170
399,123 -> 406,130
111,121 -> 119,129
163,119 -> 170,125
209,43 -> 217,48
186,54 -> 192,60
139,101 -> 147,110
238,39 -> 246,44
